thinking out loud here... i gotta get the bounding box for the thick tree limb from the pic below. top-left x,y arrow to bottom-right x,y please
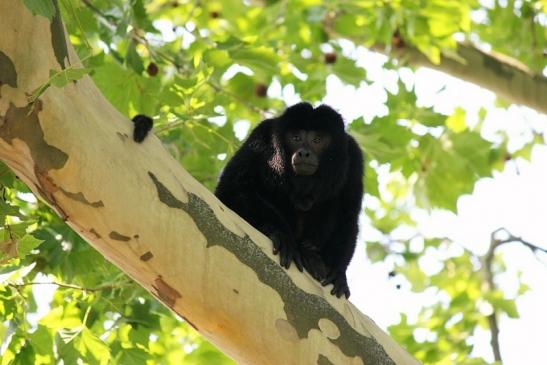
377,42 -> 547,115
324,16 -> 547,114
0,1 -> 418,364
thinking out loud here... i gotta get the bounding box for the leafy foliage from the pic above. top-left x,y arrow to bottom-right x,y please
4,0 -> 545,364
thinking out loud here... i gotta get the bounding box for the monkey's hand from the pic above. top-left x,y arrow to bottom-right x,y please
322,269 -> 350,299
270,231 -> 303,272
132,114 -> 153,142
300,241 -> 327,281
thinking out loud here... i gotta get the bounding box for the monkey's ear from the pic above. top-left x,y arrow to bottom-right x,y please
131,114 -> 153,143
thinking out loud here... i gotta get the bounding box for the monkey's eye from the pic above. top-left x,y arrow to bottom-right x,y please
292,135 -> 302,142
312,136 -> 322,144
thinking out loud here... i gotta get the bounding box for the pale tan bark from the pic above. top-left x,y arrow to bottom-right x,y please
0,1 -> 419,365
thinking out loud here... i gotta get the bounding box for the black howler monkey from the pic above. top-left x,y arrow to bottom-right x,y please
215,103 -> 363,298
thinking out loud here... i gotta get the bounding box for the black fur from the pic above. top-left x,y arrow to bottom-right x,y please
215,103 -> 363,298
132,114 -> 153,143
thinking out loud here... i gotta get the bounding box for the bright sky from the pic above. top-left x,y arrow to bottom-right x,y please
315,47 -> 547,365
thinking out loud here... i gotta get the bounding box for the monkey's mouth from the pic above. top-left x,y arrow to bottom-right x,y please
292,163 -> 318,176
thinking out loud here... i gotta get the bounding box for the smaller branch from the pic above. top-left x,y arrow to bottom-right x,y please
491,227 -> 547,255
206,81 -> 272,118
483,231 -> 504,364
482,228 -> 545,364
8,281 -> 133,292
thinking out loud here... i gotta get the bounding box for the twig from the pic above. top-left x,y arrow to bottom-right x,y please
481,227 -> 546,364
491,227 -> 547,255
8,281 -> 133,292
483,231 -> 504,364
207,81 -> 271,118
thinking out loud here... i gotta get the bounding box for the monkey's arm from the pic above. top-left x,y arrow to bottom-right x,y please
322,136 -> 364,298
215,134 -> 303,271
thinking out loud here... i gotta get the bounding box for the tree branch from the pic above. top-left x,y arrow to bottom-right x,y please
491,227 -> 547,256
483,231 -> 504,364
380,42 -> 547,115
323,14 -> 547,115
482,228 -> 545,364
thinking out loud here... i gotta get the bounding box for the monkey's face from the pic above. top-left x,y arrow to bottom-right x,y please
285,129 -> 331,176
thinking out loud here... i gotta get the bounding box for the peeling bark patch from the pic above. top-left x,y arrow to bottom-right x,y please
50,0 -> 68,69
153,276 -> 181,307
0,51 -> 17,88
140,251 -> 153,261
89,229 -> 101,239
59,188 -> 104,207
109,231 -> 131,242
36,169 -> 58,195
148,172 -> 396,365
116,132 -> 128,141
35,169 -> 68,220
1,103 -> 68,171
275,319 -> 299,342
232,289 -> 239,294
317,355 -> 334,365
318,318 -> 340,340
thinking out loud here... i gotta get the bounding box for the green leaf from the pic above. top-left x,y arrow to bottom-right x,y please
11,343 -> 35,365
76,328 -> 111,365
365,241 -> 388,263
132,0 -> 155,31
40,305 -> 82,329
29,325 -> 54,358
331,57 -> 366,86
0,199 -> 24,222
415,131 -> 492,211
490,297 -> 519,319
55,328 -> 81,365
23,0 -> 55,21
364,162 -> 379,197
125,41 -> 144,75
117,348 -> 150,365
5,221 -> 34,238
229,47 -> 279,78
445,107 -> 466,133
398,261 -> 428,292
351,117 -> 412,164
18,234 -> 43,257
333,14 -> 370,39
92,61 -> 161,116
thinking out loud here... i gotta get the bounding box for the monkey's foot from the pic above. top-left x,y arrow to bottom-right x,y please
300,246 -> 327,281
322,270 -> 350,298
270,231 -> 303,272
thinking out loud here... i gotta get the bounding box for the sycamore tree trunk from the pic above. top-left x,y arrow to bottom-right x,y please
0,2 -> 419,365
